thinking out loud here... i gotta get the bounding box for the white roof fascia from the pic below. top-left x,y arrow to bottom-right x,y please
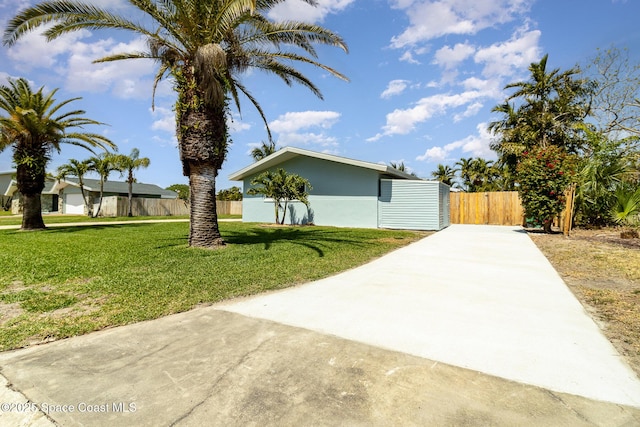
229,146 -> 421,181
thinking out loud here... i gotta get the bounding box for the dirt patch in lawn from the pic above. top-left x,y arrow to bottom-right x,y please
0,302 -> 24,325
529,228 -> 640,377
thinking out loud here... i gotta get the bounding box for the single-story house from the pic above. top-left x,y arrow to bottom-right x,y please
0,171 -> 177,215
229,147 -> 450,230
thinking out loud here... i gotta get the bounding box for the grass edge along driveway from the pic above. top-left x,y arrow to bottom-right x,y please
0,221 -> 429,351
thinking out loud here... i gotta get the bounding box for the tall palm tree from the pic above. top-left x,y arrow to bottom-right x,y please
0,78 -> 113,229
455,157 -> 474,191
488,102 -> 529,168
4,0 -> 348,248
251,140 -> 277,162
114,148 -> 151,217
468,158 -> 495,192
88,152 -> 119,218
499,54 -> 590,153
431,164 -> 456,186
56,158 -> 93,216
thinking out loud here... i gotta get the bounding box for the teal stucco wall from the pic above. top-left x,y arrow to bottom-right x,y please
242,156 -> 381,228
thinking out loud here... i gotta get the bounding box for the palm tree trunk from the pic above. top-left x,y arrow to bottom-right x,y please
176,65 -> 226,248
127,172 -> 133,217
93,180 -> 105,218
79,185 -> 91,216
21,192 -> 45,230
188,162 -> 224,248
16,162 -> 45,230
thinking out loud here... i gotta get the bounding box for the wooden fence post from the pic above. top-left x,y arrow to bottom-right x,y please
562,184 -> 576,237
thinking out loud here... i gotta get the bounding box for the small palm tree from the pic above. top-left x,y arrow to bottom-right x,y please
5,0 -> 348,248
56,158 -> 92,216
455,157 -> 474,191
0,78 -> 113,229
431,164 -> 456,186
114,148 -> 150,217
247,168 -> 312,224
251,140 -> 277,162
88,153 -> 119,218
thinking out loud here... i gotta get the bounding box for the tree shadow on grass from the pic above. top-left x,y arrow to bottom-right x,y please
41,223 -> 152,233
223,226 -> 372,258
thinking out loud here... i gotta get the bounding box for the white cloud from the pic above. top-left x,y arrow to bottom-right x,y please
6,27 -> 160,100
460,77 -> 499,94
6,27 -> 91,71
416,146 -> 448,162
228,112 -> 251,133
434,42 -> 475,69
269,111 -> 341,133
268,0 -> 355,22
150,107 -> 175,133
399,51 -> 421,64
390,0 -> 531,48
368,91 -> 483,140
454,122 -> 495,158
64,36 -> 156,99
416,122 -> 495,162
474,28 -> 542,78
278,132 -> 339,147
381,79 -> 411,99
152,134 -> 178,148
453,101 -> 483,122
269,110 -> 341,150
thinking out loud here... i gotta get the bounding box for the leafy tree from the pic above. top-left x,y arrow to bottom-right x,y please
88,152 -> 119,218
113,148 -> 150,217
167,184 -> 189,201
468,158 -> 496,192
611,185 -> 640,226
583,46 -> 640,142
56,158 -> 92,216
247,168 -> 312,225
431,164 -> 456,186
0,78 -> 113,229
217,186 -> 243,201
454,157 -> 473,191
490,55 -> 592,230
517,146 -> 577,233
490,54 -> 592,161
575,127 -> 638,226
5,0 -> 348,248
251,140 -> 277,162
453,157 -> 500,192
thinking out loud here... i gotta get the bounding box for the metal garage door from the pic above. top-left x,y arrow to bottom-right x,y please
64,193 -> 85,214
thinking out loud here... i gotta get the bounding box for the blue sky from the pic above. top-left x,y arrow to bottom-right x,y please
1,0 -> 639,191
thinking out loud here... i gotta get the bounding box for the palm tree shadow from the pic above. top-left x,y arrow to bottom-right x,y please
223,226 -> 372,258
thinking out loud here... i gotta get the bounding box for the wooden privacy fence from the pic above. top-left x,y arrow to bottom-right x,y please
98,196 -> 190,217
450,189 -> 576,235
450,191 -> 524,226
216,200 -> 242,215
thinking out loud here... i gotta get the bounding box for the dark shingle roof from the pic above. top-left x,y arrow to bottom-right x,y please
65,178 -> 177,198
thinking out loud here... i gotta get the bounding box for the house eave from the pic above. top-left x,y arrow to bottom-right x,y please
229,146 -> 422,181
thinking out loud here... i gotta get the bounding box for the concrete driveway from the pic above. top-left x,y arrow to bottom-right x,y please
1,224 -> 639,426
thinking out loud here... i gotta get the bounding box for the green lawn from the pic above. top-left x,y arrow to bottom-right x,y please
0,222 -> 428,350
0,214 -> 241,226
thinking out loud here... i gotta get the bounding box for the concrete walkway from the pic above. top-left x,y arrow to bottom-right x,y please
220,225 -> 640,407
1,224 -> 639,426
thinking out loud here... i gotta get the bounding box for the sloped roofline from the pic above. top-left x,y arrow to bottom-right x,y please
229,146 -> 420,181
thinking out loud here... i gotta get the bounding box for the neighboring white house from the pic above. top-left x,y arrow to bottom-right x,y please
0,171 -> 177,215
